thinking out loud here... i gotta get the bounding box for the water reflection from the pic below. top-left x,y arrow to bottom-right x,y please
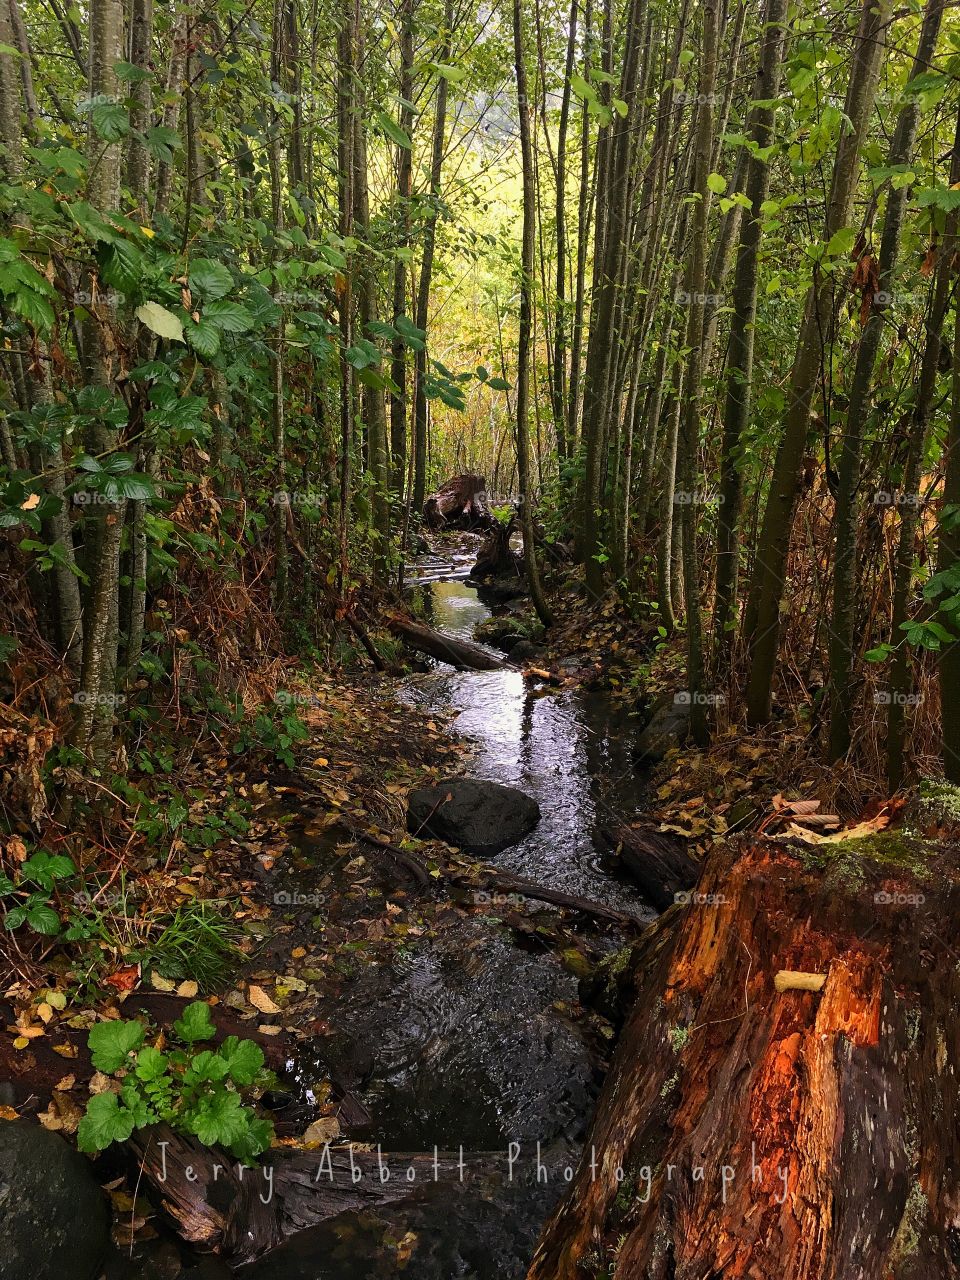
402,580 -> 654,917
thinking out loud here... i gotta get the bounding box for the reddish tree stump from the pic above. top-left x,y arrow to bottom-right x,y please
529,833 -> 960,1280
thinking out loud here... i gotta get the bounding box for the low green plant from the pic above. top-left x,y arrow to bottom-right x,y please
0,851 -> 76,935
233,705 -> 311,768
77,1001 -> 274,1160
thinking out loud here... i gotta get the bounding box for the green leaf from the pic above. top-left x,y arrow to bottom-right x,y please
90,101 -> 129,142
487,376 -> 511,391
189,259 -> 233,300
134,1046 -> 168,1082
184,1049 -> 229,1082
218,1036 -> 264,1085
376,110 -> 412,150
135,301 -> 184,343
706,172 -> 727,195
88,1018 -> 146,1073
184,318 -> 221,359
100,240 -> 142,295
203,301 -> 254,333
430,62 -> 466,83
26,904 -> 61,935
186,1088 -> 249,1147
78,1091 -> 136,1153
825,227 -> 856,258
173,1000 -> 216,1043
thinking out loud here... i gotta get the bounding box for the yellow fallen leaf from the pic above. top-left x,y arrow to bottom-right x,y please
36,1003 -> 53,1024
150,971 -> 176,992
248,984 -> 281,1014
302,1116 -> 340,1146
55,1075 -> 76,1091
313,757 -> 329,767
12,1037 -> 29,1050
20,493 -> 40,511
52,1042 -> 77,1058
46,991 -> 67,1010
176,980 -> 199,998
258,1024 -> 282,1036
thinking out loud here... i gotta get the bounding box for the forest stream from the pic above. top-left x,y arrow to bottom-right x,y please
240,550 -> 656,1278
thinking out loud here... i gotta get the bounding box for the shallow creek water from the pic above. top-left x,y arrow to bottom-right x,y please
243,560 -> 655,1279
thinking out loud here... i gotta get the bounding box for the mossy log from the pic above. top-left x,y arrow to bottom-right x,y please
528,833 -> 960,1279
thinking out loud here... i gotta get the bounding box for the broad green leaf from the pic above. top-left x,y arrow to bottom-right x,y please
88,1018 -> 146,1072
376,111 -> 412,150
78,1091 -> 137,1152
189,258 -> 233,300
203,300 -> 254,333
136,301 -> 184,342
184,318 -> 221,359
218,1036 -> 264,1085
173,1000 -> 216,1043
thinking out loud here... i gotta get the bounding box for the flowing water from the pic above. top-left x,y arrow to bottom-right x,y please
243,554 -> 655,1279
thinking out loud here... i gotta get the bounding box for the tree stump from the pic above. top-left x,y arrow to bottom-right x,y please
422,474 -> 494,530
528,832 -> 960,1279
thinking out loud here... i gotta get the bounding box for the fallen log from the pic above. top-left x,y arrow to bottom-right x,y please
528,832 -> 960,1279
422,473 -> 495,531
386,614 -> 510,671
130,1124 -> 496,1264
597,821 -> 701,911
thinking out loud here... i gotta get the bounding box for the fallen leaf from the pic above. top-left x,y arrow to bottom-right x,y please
176,980 -> 199,998
150,971 -> 176,992
302,1116 -> 340,1146
248,985 -> 281,1014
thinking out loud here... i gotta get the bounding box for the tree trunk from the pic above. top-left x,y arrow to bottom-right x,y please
530,833 -> 960,1278
676,0 -> 719,747
513,0 -> 552,629
411,2 -> 451,515
712,0 -> 789,673
744,0 -> 889,725
827,0 -> 945,761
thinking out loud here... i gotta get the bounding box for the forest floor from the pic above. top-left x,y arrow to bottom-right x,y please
0,529 -> 936,1263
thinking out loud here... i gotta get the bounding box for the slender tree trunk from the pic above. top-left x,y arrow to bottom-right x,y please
513,0 -> 552,628
713,0 -> 789,671
411,0 -> 451,516
72,0 -> 125,762
828,0 -> 945,761
389,0 -> 415,497
744,0 -> 889,725
939,294 -> 960,782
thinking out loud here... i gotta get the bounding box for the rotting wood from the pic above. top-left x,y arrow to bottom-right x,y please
528,834 -> 960,1279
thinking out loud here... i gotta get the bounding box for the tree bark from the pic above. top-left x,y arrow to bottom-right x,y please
530,833 -> 960,1278
744,0 -> 889,725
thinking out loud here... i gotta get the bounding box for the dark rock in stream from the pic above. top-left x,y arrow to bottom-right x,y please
0,1119 -> 110,1280
635,690 -> 691,765
506,638 -> 542,662
407,778 -> 541,855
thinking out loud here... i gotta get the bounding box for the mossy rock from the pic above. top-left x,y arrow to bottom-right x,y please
473,614 -> 544,649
